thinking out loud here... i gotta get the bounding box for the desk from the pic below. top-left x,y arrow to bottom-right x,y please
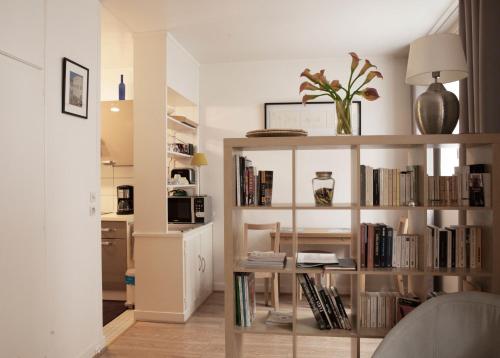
270,228 -> 352,248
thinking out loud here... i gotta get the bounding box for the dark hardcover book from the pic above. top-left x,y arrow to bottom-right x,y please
367,224 -> 376,269
373,169 -> 380,206
258,170 -> 266,206
297,274 -> 327,330
331,287 -> 352,330
469,164 -> 488,173
447,227 -> 456,268
374,225 -> 384,268
386,227 -> 393,268
465,227 -> 471,268
469,173 -> 485,207
323,287 -> 344,329
380,225 -> 387,267
360,223 -> 367,268
265,171 -> 274,206
239,156 -> 246,206
234,274 -> 241,326
439,230 -> 448,268
318,287 -> 338,328
306,275 -> 331,329
360,165 -> 366,206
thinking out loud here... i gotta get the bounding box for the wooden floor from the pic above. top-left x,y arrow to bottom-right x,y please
102,292 -> 381,358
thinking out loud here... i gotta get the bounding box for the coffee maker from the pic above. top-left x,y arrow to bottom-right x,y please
117,185 -> 134,215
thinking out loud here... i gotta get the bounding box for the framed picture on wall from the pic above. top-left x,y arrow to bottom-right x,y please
264,101 -> 362,135
62,57 -> 89,119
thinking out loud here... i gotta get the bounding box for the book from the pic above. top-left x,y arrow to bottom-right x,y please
265,311 -> 292,326
234,273 -> 256,327
297,274 -> 327,330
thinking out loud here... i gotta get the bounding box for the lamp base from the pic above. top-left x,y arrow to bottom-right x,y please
415,82 -> 459,134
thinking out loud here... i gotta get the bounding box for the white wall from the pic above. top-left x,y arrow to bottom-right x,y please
101,5 -> 133,100
167,33 -> 200,105
199,56 -> 412,290
0,0 -> 103,357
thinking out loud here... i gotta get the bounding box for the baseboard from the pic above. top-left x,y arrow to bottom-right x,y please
79,336 -> 105,358
134,309 -> 186,323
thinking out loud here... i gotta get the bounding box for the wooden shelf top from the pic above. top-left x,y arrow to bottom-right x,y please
225,133 -> 500,150
295,316 -> 356,337
359,268 -> 492,277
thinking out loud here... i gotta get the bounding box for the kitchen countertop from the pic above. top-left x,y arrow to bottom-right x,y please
101,212 -> 134,223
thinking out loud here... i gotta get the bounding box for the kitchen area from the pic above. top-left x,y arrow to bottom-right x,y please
100,10 -> 213,344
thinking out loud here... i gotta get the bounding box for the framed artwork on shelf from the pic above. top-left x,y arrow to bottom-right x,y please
264,101 -> 362,136
62,57 -> 89,119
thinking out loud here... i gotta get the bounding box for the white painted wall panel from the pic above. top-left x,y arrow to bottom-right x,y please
0,0 -> 44,67
167,33 -> 199,105
0,54 -> 47,358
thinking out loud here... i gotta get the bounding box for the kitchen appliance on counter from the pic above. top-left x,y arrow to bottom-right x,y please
117,185 -> 134,215
170,168 -> 196,184
168,195 -> 212,224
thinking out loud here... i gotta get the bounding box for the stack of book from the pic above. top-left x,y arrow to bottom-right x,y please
428,164 -> 490,207
242,251 -> 287,269
425,225 -> 482,269
360,293 -> 421,329
234,155 -> 273,206
265,311 -> 293,327
297,273 -> 351,330
234,272 -> 256,327
360,223 -> 420,270
360,165 -> 419,206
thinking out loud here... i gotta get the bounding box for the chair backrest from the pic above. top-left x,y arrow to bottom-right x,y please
243,222 -> 280,257
373,291 -> 500,358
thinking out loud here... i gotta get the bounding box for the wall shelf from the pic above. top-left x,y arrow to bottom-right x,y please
167,151 -> 193,159
224,134 -> 500,358
167,116 -> 197,133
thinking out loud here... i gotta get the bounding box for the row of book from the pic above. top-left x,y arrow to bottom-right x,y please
428,164 -> 490,207
360,292 -> 421,329
297,273 -> 351,330
235,155 -> 273,206
425,225 -> 482,269
360,165 -> 419,207
360,223 -> 419,269
234,272 -> 256,327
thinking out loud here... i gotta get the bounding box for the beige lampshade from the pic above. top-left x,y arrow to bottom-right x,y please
406,33 -> 468,85
191,152 -> 208,166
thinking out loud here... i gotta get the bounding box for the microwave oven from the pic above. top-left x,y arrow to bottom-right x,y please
168,196 -> 212,224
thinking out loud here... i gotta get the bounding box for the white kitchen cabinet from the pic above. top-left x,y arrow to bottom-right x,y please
184,223 -> 213,314
134,222 -> 213,323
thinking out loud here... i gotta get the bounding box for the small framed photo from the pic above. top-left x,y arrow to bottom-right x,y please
264,101 -> 362,135
62,57 -> 89,119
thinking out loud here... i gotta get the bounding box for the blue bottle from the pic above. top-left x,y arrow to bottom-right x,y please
119,74 -> 126,100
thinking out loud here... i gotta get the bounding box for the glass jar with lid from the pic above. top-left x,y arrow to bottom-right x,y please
312,171 -> 335,206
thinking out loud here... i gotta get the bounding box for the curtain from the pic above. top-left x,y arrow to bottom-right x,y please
459,0 -> 500,133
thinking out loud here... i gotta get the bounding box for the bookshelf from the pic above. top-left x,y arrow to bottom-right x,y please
224,134 -> 500,358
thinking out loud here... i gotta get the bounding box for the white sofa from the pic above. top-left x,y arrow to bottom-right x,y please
373,291 -> 500,358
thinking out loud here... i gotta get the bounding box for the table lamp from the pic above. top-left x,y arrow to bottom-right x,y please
191,152 -> 208,195
406,33 -> 468,134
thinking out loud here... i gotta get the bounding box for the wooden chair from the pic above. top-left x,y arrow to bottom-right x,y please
243,222 -> 281,310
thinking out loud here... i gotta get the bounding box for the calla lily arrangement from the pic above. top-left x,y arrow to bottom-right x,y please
300,52 -> 383,134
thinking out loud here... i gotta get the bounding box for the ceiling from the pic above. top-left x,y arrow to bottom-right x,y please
101,0 -> 457,64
